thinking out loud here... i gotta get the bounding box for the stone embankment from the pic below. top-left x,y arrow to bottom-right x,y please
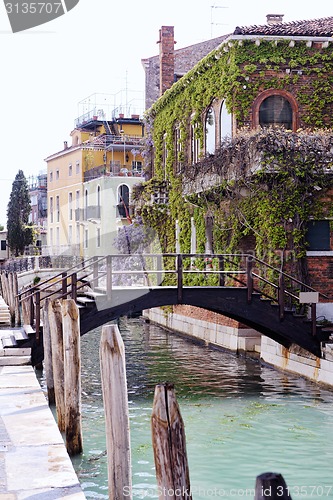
144,306 -> 333,388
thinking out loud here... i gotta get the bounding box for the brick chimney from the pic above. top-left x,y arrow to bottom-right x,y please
266,14 -> 284,25
158,26 -> 175,97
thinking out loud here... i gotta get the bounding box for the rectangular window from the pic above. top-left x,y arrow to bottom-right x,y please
50,228 -> 53,246
68,225 -> 72,245
56,196 -> 60,223
56,170 -> 59,180
76,161 -> 80,175
132,161 -> 142,173
76,190 -> 80,207
69,164 -> 72,177
49,171 -> 53,182
1,240 -> 6,251
68,192 -> 73,221
56,227 -> 60,247
97,228 -> 101,248
50,197 -> 53,223
306,220 -> 330,251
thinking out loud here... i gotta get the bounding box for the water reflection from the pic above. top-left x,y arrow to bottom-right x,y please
72,317 -> 333,499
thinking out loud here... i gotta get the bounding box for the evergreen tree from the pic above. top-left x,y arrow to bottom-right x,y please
7,170 -> 33,256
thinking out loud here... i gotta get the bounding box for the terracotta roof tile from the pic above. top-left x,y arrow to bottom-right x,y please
233,16 -> 333,37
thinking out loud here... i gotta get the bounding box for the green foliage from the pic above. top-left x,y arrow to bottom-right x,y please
7,170 -> 33,257
138,38 -> 333,284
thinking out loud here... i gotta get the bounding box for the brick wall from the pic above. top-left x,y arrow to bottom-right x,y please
142,30 -> 228,110
307,256 -> 333,300
159,26 -> 175,97
173,304 -> 249,328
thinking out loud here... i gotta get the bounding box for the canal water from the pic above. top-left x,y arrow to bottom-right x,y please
69,317 -> 333,499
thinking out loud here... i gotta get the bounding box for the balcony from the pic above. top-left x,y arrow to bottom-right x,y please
82,134 -> 144,150
85,205 -> 101,220
84,164 -> 144,182
116,204 -> 134,219
75,208 -> 84,222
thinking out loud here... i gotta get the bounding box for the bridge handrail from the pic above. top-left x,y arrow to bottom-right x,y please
17,255 -> 106,302
18,252 -> 328,340
249,254 -> 328,298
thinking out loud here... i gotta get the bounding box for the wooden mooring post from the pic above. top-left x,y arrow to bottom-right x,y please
48,298 -> 66,432
151,383 -> 192,500
62,299 -> 83,456
100,324 -> 132,500
42,298 -> 55,405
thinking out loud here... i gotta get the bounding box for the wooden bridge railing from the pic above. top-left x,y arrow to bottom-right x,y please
18,253 -> 328,340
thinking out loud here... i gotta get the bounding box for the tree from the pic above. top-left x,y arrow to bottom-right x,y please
7,170 -> 33,256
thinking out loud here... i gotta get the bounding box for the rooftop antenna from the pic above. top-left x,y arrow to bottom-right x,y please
210,4 -> 228,37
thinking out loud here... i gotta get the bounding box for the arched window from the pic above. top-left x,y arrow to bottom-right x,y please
220,100 -> 232,141
96,185 -> 101,218
191,122 -> 200,164
252,90 -> 298,131
205,107 -> 216,155
259,95 -> 292,129
118,184 -> 130,218
84,189 -> 88,220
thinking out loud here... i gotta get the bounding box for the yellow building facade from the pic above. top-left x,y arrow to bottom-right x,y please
45,113 -> 145,257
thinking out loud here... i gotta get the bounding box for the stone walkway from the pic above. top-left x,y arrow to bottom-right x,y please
0,364 -> 85,499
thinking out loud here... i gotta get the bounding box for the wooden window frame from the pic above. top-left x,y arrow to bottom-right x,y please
252,89 -> 299,131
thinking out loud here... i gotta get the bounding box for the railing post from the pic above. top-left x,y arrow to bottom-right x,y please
278,273 -> 285,320
93,256 -> 98,290
35,291 -> 40,341
62,272 -> 67,297
156,254 -> 162,286
177,254 -> 183,303
106,255 -> 112,301
71,273 -> 77,302
311,303 -> 317,337
246,256 -> 253,303
30,292 -> 34,326
218,256 -> 225,286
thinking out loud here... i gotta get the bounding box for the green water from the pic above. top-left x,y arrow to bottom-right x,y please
71,317 -> 333,499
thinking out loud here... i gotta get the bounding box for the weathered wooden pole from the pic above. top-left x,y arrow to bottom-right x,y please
255,472 -> 292,499
1,273 -> 10,318
13,272 -> 21,326
62,299 -> 83,456
151,383 -> 192,500
246,256 -> 253,303
100,324 -> 132,500
177,254 -> 183,303
48,298 -> 66,432
21,286 -> 31,326
278,274 -> 285,320
7,272 -> 15,324
42,298 -> 55,405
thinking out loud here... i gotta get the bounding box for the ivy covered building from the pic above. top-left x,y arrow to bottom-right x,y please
137,15 -> 333,355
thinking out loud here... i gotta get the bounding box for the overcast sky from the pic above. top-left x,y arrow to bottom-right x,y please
0,0 -> 332,226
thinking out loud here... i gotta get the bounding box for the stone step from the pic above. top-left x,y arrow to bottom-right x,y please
23,324 -> 35,336
1,335 -> 16,348
76,296 -> 95,304
84,290 -> 106,298
13,330 -> 29,342
2,347 -> 31,356
0,355 -> 31,366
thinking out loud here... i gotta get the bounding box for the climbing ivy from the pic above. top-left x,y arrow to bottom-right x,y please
137,38 -> 333,284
